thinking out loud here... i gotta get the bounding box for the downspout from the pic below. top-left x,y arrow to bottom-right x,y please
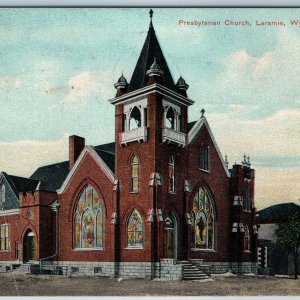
39,200 -> 60,270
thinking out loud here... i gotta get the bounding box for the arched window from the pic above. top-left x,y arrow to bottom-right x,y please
127,210 -> 143,248
129,106 -> 141,130
0,224 -> 9,251
168,156 -> 175,193
74,185 -> 104,249
131,155 -> 139,192
190,187 -> 215,249
166,107 -> 175,129
200,145 -> 210,171
244,225 -> 250,252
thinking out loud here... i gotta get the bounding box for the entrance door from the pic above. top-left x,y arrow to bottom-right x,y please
164,228 -> 174,258
23,231 -> 36,262
164,216 -> 176,259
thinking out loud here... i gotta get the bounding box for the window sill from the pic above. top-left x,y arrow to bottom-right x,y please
168,191 -> 176,195
125,246 -> 143,250
191,248 -> 216,252
130,191 -> 139,194
244,250 -> 251,253
199,168 -> 210,173
73,248 -> 104,251
0,250 -> 9,252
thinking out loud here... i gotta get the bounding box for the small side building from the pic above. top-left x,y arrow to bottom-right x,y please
256,202 -> 300,276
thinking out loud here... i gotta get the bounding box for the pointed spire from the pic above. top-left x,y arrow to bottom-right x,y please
128,10 -> 175,92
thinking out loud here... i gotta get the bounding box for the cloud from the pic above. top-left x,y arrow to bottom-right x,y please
209,108 -> 300,161
255,167 -> 300,209
0,137 -> 69,177
206,108 -> 300,209
0,76 -> 21,89
197,28 -> 300,109
63,68 -> 116,105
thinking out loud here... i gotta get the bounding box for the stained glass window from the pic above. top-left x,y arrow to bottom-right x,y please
127,210 -> 143,248
200,146 -> 210,171
131,155 -> 139,192
168,156 -> 175,193
190,187 -> 215,249
244,225 -> 250,252
74,185 -> 104,249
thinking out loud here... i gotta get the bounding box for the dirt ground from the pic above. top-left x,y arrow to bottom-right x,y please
0,272 -> 299,296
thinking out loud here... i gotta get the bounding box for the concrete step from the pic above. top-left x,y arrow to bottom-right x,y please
181,261 -> 210,281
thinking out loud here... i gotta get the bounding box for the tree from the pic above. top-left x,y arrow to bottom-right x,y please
276,213 -> 300,279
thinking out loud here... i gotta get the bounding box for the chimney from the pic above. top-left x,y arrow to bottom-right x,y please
69,135 -> 85,170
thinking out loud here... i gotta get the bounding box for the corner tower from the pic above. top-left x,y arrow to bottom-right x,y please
109,10 -> 194,265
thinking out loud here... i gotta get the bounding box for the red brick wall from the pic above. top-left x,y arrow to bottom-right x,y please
187,125 -> 231,262
230,164 -> 257,263
0,190 -> 56,262
58,152 -> 115,262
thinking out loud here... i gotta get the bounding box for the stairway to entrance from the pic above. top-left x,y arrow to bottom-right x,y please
181,261 -> 210,280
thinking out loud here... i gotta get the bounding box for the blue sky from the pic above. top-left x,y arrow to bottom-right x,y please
0,8 -> 299,209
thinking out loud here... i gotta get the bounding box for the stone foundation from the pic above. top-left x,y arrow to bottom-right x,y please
230,262 -> 257,274
2,260 -> 256,279
42,259 -> 182,280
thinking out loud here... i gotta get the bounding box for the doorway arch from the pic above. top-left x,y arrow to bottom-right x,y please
23,230 -> 36,263
164,212 -> 178,260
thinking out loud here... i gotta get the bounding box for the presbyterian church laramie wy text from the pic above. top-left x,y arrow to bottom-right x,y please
179,19 -> 300,27
0,10 -> 257,279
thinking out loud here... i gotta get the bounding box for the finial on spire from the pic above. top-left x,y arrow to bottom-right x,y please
247,156 -> 251,167
225,155 -> 229,169
201,108 -> 205,118
149,9 -> 154,29
149,9 -> 153,20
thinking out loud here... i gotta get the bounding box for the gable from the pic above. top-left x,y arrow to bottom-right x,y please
0,173 -> 20,210
188,117 -> 230,177
57,146 -> 115,195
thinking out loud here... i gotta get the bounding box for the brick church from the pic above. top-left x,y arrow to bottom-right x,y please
0,10 -> 257,279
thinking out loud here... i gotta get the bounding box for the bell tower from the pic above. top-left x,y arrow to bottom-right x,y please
108,10 -> 194,264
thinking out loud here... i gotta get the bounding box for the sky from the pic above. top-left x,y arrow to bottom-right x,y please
0,8 -> 299,209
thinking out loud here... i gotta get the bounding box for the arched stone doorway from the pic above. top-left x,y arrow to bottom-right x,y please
23,230 -> 36,263
164,212 -> 178,260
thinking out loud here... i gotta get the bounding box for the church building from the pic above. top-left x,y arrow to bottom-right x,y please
0,10 -> 257,280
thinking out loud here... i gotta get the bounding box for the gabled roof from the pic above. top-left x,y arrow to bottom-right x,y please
1,173 -> 39,196
94,142 -> 116,173
30,161 -> 70,192
128,19 -> 175,93
57,146 -> 115,194
188,121 -> 197,132
188,116 -> 230,177
257,202 -> 300,223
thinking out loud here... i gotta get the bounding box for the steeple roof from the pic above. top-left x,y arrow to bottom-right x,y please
128,11 -> 176,92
